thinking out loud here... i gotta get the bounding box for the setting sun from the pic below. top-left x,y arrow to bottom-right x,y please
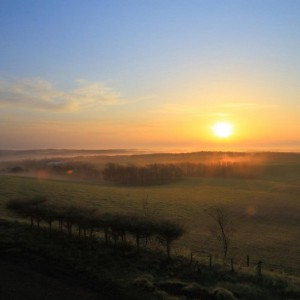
212,122 -> 233,138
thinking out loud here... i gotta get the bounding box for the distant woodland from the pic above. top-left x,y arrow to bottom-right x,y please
103,163 -> 183,185
1,151 -> 300,185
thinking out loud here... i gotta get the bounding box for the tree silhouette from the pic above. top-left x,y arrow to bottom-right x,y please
6,196 -> 48,227
207,206 -> 234,261
155,220 -> 185,260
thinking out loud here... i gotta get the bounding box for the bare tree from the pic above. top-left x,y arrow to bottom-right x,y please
207,206 -> 234,261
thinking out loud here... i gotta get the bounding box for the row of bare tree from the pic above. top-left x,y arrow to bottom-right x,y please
6,197 -> 184,259
102,161 -> 255,186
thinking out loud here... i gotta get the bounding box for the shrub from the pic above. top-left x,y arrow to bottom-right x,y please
155,220 -> 185,259
212,287 -> 237,300
132,274 -> 155,292
6,196 -> 48,227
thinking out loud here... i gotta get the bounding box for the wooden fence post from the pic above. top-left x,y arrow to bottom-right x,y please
231,258 -> 234,272
257,261 -> 262,277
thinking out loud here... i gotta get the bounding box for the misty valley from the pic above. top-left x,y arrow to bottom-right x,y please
0,150 -> 300,299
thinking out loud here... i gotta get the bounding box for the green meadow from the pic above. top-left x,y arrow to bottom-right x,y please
1,152 -> 300,275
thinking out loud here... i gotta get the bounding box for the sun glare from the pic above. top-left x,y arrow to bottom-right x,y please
212,122 -> 233,138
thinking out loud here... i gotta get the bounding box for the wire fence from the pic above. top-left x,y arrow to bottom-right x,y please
173,242 -> 300,277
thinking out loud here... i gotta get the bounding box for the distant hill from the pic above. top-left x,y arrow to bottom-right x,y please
0,149 -> 148,161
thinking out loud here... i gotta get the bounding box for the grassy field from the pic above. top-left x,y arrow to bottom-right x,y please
1,154 -> 300,275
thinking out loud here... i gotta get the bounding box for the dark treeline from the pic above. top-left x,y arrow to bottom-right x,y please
6,197 -> 184,259
178,162 -> 257,179
103,163 -> 184,185
2,155 -> 260,185
103,161 -> 255,185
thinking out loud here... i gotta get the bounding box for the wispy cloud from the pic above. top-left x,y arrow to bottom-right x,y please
0,77 -> 120,112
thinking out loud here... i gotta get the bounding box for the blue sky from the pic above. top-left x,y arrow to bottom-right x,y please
1,0 -> 300,150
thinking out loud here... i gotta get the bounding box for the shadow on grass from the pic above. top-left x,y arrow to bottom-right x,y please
0,219 -> 299,300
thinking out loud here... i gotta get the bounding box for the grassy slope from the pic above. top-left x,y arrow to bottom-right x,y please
1,173 -> 300,274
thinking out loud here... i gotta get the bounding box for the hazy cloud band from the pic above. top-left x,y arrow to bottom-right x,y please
0,78 -> 120,112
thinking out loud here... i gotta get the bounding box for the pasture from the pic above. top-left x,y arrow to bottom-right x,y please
1,151 -> 300,275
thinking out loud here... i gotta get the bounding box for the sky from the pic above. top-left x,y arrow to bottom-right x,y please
1,0 -> 300,151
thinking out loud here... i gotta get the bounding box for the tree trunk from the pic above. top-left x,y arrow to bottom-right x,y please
90,228 -> 94,238
104,229 -> 108,244
67,223 -> 72,235
136,235 -> 140,253
166,242 -> 171,260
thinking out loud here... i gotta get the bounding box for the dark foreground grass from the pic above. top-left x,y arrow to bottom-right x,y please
0,219 -> 299,300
